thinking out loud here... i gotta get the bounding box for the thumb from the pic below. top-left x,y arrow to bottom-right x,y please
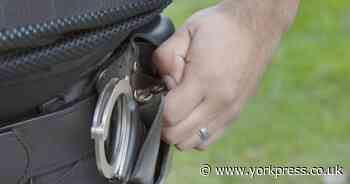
152,27 -> 190,89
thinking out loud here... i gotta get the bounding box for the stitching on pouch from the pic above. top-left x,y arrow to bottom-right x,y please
13,129 -> 31,184
55,153 -> 94,184
31,150 -> 94,177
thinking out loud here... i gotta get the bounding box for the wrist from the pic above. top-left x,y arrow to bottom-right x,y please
216,0 -> 299,37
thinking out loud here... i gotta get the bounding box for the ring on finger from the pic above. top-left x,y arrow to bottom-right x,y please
197,127 -> 210,146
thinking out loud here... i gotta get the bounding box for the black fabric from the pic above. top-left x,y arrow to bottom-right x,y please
0,1 -> 172,52
0,3 -> 171,124
130,95 -> 164,184
0,4 -> 174,183
0,131 -> 27,184
0,97 -> 100,184
0,0 -> 170,29
0,95 -> 169,184
0,20 -> 130,123
0,29 -> 174,184
9,93 -> 124,184
32,155 -> 109,184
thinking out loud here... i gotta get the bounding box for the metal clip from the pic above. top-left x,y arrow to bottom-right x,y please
132,60 -> 167,104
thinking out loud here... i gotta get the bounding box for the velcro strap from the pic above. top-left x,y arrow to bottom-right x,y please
0,96 -> 96,183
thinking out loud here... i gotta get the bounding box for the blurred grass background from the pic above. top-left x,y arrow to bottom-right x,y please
163,0 -> 350,183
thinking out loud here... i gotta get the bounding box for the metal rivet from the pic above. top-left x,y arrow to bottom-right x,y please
134,89 -> 153,103
133,62 -> 139,72
151,85 -> 166,93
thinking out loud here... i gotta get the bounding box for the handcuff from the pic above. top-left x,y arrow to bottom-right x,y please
91,15 -> 174,183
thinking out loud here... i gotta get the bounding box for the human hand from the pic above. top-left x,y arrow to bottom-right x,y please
153,2 -> 298,151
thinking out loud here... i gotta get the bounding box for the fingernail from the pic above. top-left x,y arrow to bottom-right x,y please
175,55 -> 185,64
163,75 -> 177,89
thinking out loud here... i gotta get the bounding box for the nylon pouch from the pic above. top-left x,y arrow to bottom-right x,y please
91,16 -> 174,184
0,1 -> 174,184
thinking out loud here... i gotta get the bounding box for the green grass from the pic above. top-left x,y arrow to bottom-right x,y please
164,0 -> 350,183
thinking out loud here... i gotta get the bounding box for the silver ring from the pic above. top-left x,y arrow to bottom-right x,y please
197,128 -> 210,145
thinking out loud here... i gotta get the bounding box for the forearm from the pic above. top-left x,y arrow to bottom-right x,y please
218,0 -> 300,37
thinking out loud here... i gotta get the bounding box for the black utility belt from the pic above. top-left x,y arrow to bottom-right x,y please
0,1 -> 174,183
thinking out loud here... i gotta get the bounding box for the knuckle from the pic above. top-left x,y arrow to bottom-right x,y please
214,88 -> 236,105
176,144 -> 192,152
162,129 -> 179,145
163,135 -> 177,145
162,99 -> 181,126
196,145 -> 209,151
162,109 -> 176,126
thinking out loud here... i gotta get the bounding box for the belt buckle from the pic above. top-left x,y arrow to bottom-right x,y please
91,76 -> 136,180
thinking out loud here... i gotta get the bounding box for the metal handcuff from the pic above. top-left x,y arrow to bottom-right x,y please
91,64 -> 165,181
91,16 -> 173,182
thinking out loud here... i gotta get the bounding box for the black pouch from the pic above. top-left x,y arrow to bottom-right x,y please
0,1 -> 174,184
0,0 -> 172,123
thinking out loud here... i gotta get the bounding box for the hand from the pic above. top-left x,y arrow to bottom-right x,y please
153,5 -> 291,151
